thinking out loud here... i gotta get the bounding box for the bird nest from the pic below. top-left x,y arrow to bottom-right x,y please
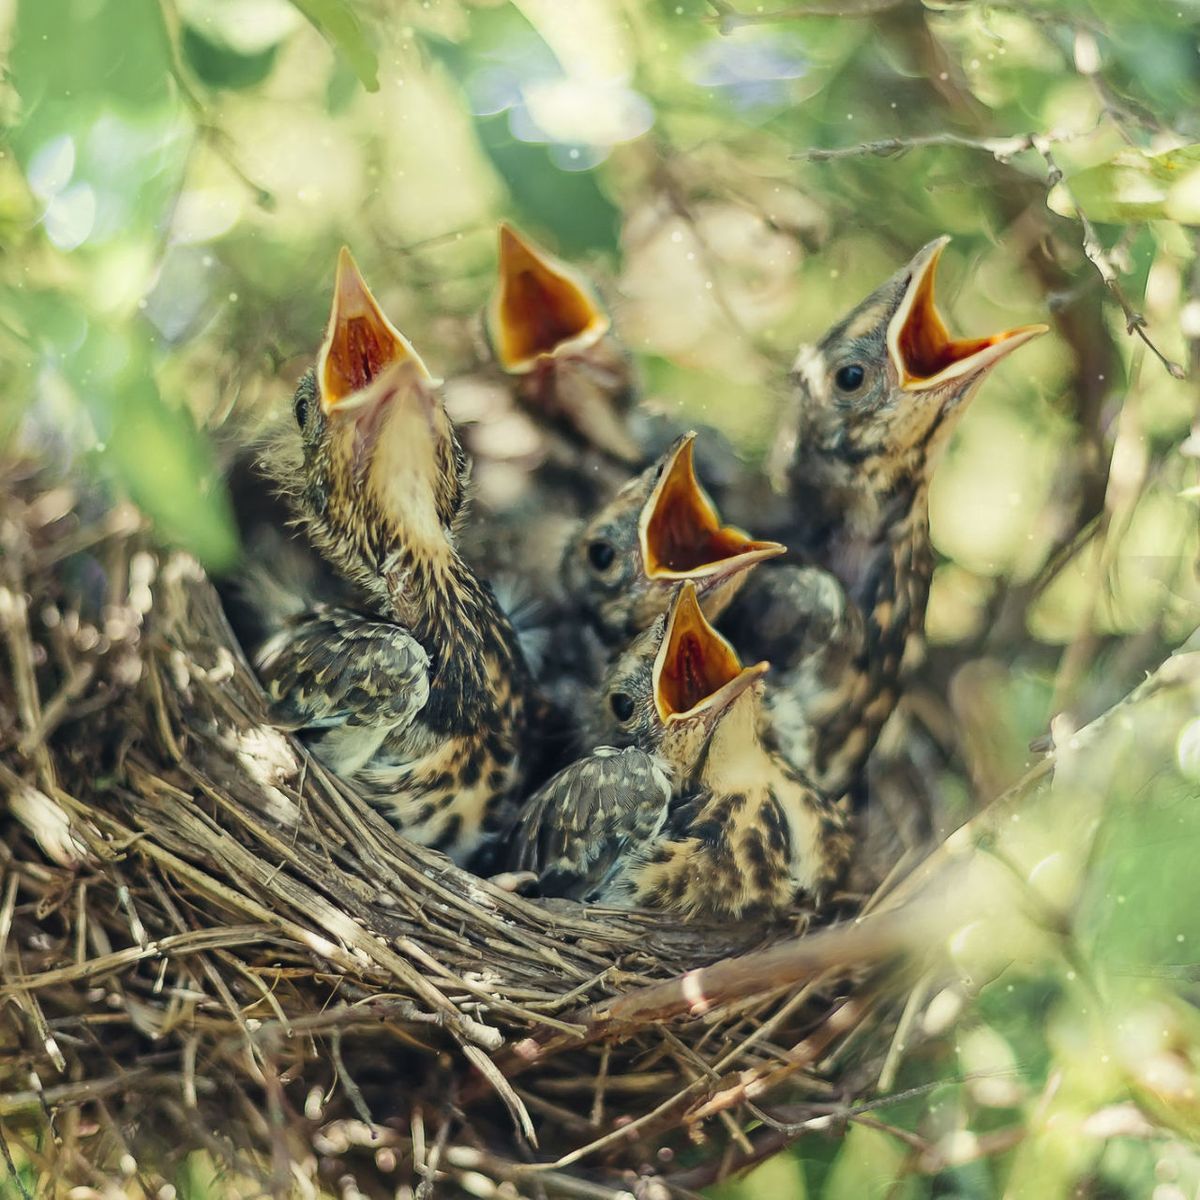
7,457 -> 1188,1198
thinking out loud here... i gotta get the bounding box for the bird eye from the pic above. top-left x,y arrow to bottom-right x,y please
609,692 -> 635,723
835,363 -> 866,393
293,390 -> 311,429
587,540 -> 616,572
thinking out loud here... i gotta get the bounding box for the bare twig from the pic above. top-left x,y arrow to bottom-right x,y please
792,130 -> 1077,164
1036,143 -> 1187,379
793,128 -> 1187,379
707,0 -> 906,28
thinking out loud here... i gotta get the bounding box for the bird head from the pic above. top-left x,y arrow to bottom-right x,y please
284,248 -> 469,606
486,223 -> 640,464
788,237 -> 1047,530
563,432 -> 784,641
591,581 -> 769,776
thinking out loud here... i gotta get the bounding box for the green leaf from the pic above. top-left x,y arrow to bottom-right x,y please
59,316 -> 239,571
1048,144 -> 1200,225
710,1151 -> 809,1200
822,1124 -> 922,1200
475,113 -> 622,258
181,24 -> 280,92
420,19 -> 621,258
104,379 -> 239,572
288,0 -> 379,93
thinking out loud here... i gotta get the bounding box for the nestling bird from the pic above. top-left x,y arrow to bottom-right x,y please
519,583 -> 850,920
453,223 -> 645,626
254,247 -> 531,864
487,222 -> 641,468
610,670 -> 852,922
562,430 -> 785,645
728,237 -> 1048,797
536,430 -> 782,735
462,224 -> 757,620
511,581 -> 769,903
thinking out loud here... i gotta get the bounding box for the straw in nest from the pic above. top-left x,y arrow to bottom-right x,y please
0,460 -> 1196,1196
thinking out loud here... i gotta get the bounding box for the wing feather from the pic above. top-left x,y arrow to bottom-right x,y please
512,747 -> 672,899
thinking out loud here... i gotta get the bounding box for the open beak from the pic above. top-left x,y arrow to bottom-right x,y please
888,238 -> 1048,393
653,581 -> 769,726
317,246 -> 432,415
488,223 -> 611,374
640,434 -> 785,588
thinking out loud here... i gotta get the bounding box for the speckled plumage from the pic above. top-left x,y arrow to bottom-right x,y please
512,745 -> 674,900
729,239 -> 1046,798
253,251 -> 532,864
604,682 -> 851,921
567,603 -> 851,922
517,576 -> 851,921
512,583 -> 767,901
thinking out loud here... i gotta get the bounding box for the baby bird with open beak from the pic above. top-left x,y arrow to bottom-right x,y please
455,223 -> 646,631
462,224 -> 756,625
563,431 -> 785,645
487,222 -> 641,470
538,431 -> 783,734
511,582 -> 769,902
517,583 -> 850,921
729,237 -> 1048,797
254,249 -> 532,865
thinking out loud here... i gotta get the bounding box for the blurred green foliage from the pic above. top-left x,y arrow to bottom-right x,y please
1,0 -> 1199,1197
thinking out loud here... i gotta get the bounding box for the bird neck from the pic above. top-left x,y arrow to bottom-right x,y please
790,450 -> 933,632
788,454 -> 935,797
699,689 -> 766,792
385,546 -> 525,735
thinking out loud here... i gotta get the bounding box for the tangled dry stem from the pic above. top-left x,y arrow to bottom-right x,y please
0,461 -> 1193,1198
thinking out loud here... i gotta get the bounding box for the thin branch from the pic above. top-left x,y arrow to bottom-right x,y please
492,913 -> 914,1086
0,1125 -> 33,1200
707,0 -> 907,29
793,129 -> 1187,379
792,130 -> 1077,164
1036,143 -> 1187,379
155,0 -> 275,208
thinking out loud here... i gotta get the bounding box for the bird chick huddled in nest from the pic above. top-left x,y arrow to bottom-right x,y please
226,228 -> 1046,924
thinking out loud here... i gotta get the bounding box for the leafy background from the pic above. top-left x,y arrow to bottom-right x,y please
1,0 -> 1199,1196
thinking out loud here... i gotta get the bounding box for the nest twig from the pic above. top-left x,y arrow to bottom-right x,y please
0,459 -> 1195,1197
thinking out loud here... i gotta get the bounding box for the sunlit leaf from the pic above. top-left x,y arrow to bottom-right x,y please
822,1124 -> 920,1200
1048,145 -> 1200,225
105,379 -> 239,571
58,319 -> 239,571
709,1150 -> 809,1200
288,0 -> 379,92
181,24 -> 280,92
420,16 -> 622,257
476,113 -> 622,257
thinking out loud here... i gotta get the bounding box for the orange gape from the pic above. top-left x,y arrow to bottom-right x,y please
500,266 -> 598,365
491,224 -> 608,371
655,587 -> 745,719
323,315 -> 402,404
642,437 -> 780,577
646,464 -> 759,572
318,247 -> 427,411
897,258 -> 1003,383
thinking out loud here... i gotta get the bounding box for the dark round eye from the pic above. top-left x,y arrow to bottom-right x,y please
835,363 -> 866,393
293,390 -> 311,429
609,692 -> 635,723
587,540 -> 616,572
